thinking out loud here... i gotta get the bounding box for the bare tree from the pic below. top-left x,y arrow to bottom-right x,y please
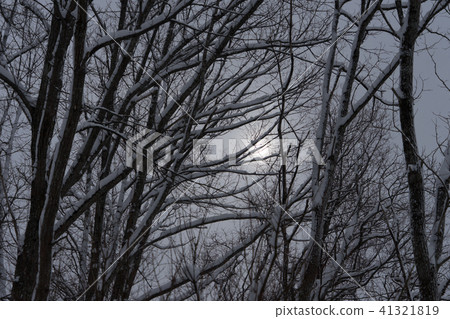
0,0 -> 448,301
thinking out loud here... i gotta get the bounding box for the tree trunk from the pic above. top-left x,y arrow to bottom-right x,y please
397,0 -> 437,301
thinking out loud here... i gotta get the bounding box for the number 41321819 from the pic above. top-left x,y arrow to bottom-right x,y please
379,305 -> 439,316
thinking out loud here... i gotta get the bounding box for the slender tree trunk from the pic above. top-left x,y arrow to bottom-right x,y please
0,166 -> 6,299
431,141 -> 450,297
397,0 -> 437,301
12,5 -> 74,300
297,1 -> 378,300
11,0 -> 86,300
0,108 -> 20,298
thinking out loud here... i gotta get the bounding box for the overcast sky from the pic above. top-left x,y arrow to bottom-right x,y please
415,32 -> 449,154
70,0 -> 450,158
